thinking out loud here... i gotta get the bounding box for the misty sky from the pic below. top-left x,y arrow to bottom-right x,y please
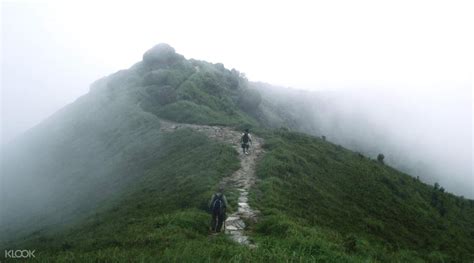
1,1 -> 473,193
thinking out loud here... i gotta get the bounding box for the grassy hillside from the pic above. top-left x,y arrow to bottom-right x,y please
252,130 -> 474,262
3,129 -> 244,261
0,84 -> 165,242
103,43 -> 261,129
2,43 -> 473,262
0,129 -> 382,262
100,44 -> 306,132
1,129 -> 358,262
4,128 -> 472,262
0,43 -> 261,242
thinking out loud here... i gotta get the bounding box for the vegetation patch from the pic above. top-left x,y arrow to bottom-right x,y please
252,130 -> 474,262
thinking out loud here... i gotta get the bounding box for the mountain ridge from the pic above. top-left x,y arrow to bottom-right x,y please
1,43 -> 473,262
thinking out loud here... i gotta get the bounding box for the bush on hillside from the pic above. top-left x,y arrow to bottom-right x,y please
229,68 -> 247,90
238,88 -> 262,113
146,85 -> 177,106
143,69 -> 187,87
377,153 -> 385,164
142,43 -> 184,68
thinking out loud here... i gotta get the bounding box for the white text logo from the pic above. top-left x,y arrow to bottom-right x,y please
4,249 -> 36,258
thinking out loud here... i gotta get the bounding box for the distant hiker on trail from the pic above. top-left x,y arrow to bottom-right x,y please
240,129 -> 252,155
209,187 -> 228,233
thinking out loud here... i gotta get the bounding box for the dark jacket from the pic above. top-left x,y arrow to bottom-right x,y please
209,192 -> 228,212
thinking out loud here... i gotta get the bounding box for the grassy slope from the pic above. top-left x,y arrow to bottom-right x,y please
10,128 -> 473,262
1,44 -> 261,245
9,129 -> 244,262
252,130 -> 474,262
5,127 -> 474,263
4,45 -> 473,262
8,129 -> 380,263
132,48 -> 260,130
0,86 -> 165,242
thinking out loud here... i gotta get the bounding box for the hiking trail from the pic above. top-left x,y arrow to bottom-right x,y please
159,119 -> 264,247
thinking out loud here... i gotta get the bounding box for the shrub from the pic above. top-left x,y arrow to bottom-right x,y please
342,234 -> 358,253
377,153 -> 385,164
238,88 -> 262,113
143,69 -> 187,87
146,85 -> 177,106
142,43 -> 184,68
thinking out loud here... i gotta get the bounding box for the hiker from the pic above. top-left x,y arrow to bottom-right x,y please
240,129 -> 252,155
209,187 -> 228,233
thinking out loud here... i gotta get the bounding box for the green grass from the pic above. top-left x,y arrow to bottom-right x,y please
156,100 -> 254,127
133,56 -> 261,129
5,129 -> 474,262
3,129 -> 243,261
3,45 -> 474,262
251,130 -> 474,262
3,129 -> 396,263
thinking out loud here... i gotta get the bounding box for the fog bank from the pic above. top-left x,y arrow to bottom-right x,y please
312,85 -> 473,198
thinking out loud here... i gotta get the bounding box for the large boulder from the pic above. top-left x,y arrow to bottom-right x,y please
142,43 -> 184,67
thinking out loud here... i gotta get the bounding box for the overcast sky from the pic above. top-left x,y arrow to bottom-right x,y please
1,0 -> 473,161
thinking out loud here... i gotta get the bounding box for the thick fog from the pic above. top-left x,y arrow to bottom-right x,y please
3,1 -> 472,141
253,82 -> 473,198
312,85 -> 473,198
2,0 -> 473,205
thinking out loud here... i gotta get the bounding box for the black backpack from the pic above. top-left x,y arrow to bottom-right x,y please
212,194 -> 225,215
242,133 -> 250,143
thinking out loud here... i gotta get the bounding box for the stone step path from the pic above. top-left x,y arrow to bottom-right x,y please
159,119 -> 264,247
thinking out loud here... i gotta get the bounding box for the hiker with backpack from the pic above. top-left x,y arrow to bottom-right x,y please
209,187 -> 228,233
240,129 -> 252,155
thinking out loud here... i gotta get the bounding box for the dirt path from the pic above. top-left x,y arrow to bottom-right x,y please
159,119 -> 263,247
